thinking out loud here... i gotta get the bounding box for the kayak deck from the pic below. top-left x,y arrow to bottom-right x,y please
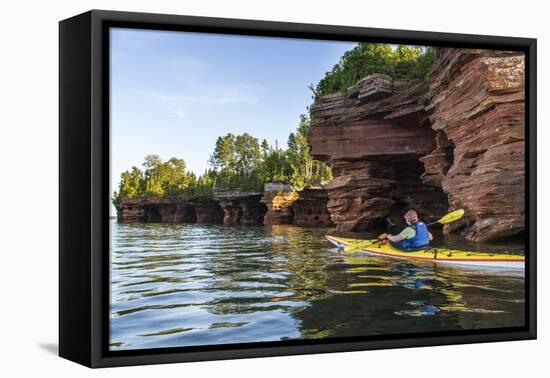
326,236 -> 525,270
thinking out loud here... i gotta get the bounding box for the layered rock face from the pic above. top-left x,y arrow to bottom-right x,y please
309,74 -> 448,232
261,186 -> 299,225
117,197 -> 197,223
215,191 -> 268,224
116,188 -> 333,227
308,50 -> 525,242
425,49 -> 525,241
117,199 -> 146,222
292,189 -> 334,227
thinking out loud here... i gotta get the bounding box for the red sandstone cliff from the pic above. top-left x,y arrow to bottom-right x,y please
308,50 -> 525,242
309,74 -> 448,232
261,189 -> 299,225
190,199 -> 224,223
425,49 -> 525,241
116,197 -> 223,224
117,188 -> 333,228
116,197 -> 196,223
260,185 -> 334,227
214,191 -> 267,224
292,188 -> 334,227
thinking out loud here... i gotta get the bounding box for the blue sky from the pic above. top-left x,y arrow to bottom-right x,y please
110,27 -> 356,213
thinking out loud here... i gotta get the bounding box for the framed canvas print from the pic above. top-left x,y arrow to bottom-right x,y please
59,10 -> 537,368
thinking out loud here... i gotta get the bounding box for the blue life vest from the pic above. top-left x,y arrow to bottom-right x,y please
401,221 -> 430,249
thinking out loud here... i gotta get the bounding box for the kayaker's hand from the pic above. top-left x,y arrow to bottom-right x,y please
378,233 -> 388,240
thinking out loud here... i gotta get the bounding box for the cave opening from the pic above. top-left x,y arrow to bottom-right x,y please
385,155 -> 450,232
252,202 -> 268,224
145,206 -> 162,223
178,204 -> 197,223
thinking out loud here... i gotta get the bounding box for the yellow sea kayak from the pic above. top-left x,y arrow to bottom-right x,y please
326,236 -> 525,270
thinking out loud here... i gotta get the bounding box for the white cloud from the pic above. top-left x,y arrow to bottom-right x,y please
143,83 -> 263,118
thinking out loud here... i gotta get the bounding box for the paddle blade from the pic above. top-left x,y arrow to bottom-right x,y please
438,209 -> 464,225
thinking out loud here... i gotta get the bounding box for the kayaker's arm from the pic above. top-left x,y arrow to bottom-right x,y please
429,232 -> 433,241
380,227 -> 414,242
387,234 -> 404,242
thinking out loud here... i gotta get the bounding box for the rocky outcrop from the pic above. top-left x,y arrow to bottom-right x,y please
309,75 -> 448,232
190,199 -> 224,223
292,189 -> 334,227
261,190 -> 299,225
215,191 -> 267,224
117,197 -> 197,223
116,188 -> 335,228
308,49 -> 525,242
425,49 -> 525,241
117,199 -> 147,222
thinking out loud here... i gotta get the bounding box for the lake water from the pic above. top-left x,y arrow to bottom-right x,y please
109,220 -> 525,351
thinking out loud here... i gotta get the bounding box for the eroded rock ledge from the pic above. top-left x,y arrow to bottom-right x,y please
261,186 -> 298,225
215,190 -> 267,224
308,49 -> 525,242
116,197 -> 222,223
292,188 -> 334,227
309,74 -> 448,232
116,186 -> 332,227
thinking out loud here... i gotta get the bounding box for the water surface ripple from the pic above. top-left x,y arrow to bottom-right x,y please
110,221 -> 525,350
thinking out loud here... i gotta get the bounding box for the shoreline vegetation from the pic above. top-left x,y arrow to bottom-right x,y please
314,43 -> 433,97
113,43 -> 434,209
112,114 -> 332,208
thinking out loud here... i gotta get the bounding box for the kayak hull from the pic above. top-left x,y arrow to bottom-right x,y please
326,235 -> 525,271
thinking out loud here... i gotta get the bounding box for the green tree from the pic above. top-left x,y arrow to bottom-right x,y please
142,154 -> 164,196
114,120 -> 334,204
261,139 -> 269,158
209,133 -> 236,173
315,43 -> 434,97
112,155 -> 197,199
259,142 -> 291,183
208,133 -> 263,191
162,157 -> 193,196
234,133 -> 261,177
287,115 -> 332,189
112,166 -> 144,207
191,169 -> 216,197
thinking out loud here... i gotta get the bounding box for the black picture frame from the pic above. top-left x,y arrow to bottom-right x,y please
59,9 -> 537,368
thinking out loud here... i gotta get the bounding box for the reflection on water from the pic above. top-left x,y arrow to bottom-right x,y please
109,221 -> 525,350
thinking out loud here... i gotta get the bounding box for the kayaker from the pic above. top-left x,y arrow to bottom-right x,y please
378,210 -> 433,252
